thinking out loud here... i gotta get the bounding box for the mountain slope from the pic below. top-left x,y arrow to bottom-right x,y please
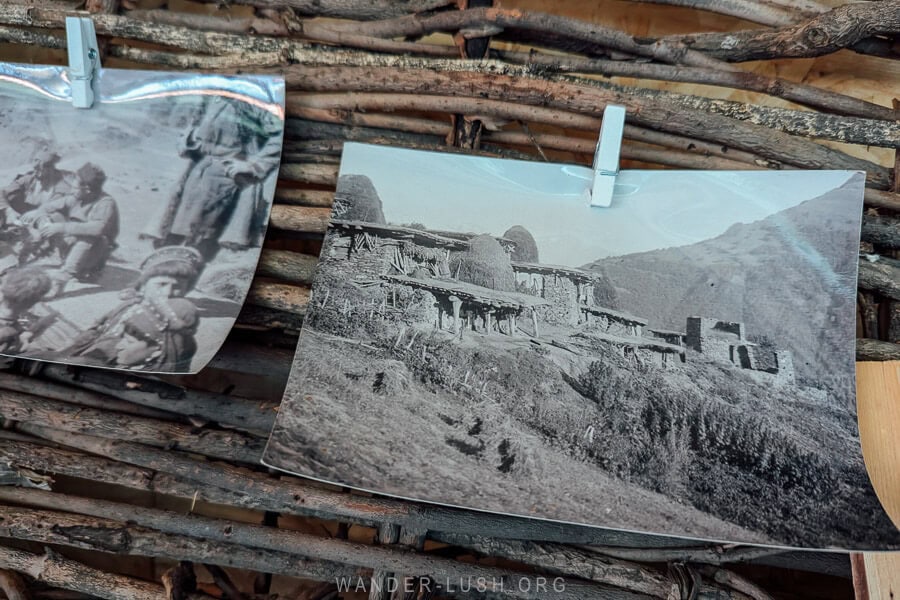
584,176 -> 862,399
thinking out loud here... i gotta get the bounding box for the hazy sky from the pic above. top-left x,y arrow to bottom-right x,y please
340,143 -> 859,267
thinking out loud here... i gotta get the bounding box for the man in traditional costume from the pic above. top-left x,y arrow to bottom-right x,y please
143,96 -> 282,262
86,297 -> 199,371
63,246 -> 203,371
20,162 -> 119,296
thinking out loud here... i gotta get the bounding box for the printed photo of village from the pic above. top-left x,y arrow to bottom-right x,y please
264,144 -> 900,549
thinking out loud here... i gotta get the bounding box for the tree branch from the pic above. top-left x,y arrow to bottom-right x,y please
0,389 -> 265,463
0,488 -> 684,599
0,546 -> 195,600
657,1 -> 900,61
0,506 -> 358,584
858,256 -> 900,301
619,0 -> 808,27
0,432 -> 732,548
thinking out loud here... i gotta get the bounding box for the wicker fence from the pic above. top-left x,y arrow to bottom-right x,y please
0,0 -> 896,598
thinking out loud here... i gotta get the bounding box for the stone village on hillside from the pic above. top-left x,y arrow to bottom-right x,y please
318,214 -> 796,387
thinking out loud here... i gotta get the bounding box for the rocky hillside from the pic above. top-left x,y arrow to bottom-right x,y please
584,175 -> 863,399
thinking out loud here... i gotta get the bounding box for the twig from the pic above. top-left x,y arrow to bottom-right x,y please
125,9 -> 288,36
270,204 -> 334,233
288,113 -> 760,171
331,7 -> 730,68
285,59 -> 896,150
864,189 -> 900,212
290,105 -> 776,168
430,533 -> 675,597
235,303 -> 305,333
288,88 -> 889,185
246,282 -> 311,315
274,189 -> 335,208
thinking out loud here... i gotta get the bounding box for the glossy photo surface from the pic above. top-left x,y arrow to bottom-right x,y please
264,142 -> 898,550
0,64 -> 284,373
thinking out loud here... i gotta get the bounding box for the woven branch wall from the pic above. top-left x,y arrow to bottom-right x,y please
0,0 -> 896,598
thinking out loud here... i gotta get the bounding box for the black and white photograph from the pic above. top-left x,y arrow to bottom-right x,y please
263,142 -> 900,550
0,64 -> 284,373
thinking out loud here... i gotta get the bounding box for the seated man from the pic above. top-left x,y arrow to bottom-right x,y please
0,144 -> 76,223
22,162 -> 119,296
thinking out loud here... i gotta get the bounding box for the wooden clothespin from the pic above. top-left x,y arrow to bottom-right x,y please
589,104 -> 626,208
65,16 -> 101,109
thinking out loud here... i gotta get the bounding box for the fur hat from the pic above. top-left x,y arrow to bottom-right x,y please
136,246 -> 204,293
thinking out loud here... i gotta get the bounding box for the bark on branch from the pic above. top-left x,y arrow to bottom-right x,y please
0,389 -> 265,463
0,506 -> 358,584
1,6 -> 896,151
857,338 -> 900,361
282,65 -> 891,185
858,256 -> 900,301
0,546 -> 189,600
620,0 -> 810,27
36,364 -> 278,433
0,431 -> 728,548
657,2 -> 900,62
0,488 -> 685,600
331,7 -> 729,68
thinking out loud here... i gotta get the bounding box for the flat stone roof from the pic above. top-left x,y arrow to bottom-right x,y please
383,274 -> 550,311
581,305 -> 649,325
573,331 -> 685,354
511,261 -> 595,283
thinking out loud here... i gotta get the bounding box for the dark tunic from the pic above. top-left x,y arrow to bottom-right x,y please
42,192 -> 120,279
144,97 -> 282,253
66,296 -> 198,372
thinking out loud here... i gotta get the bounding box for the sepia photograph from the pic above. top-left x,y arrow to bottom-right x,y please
0,64 -> 284,373
264,142 -> 900,550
